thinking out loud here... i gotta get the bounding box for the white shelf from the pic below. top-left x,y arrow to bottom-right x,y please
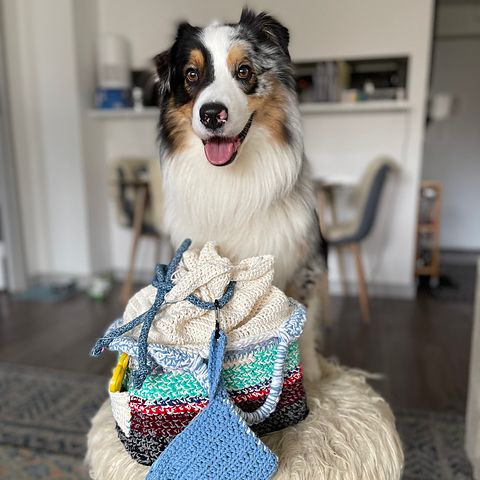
88,100 -> 411,120
299,100 -> 411,114
88,107 -> 159,119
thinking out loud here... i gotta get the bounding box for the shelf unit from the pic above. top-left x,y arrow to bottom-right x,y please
415,181 -> 443,284
299,100 -> 411,114
88,107 -> 159,119
88,100 -> 412,120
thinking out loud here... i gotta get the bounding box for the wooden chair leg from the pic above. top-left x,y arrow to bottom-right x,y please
121,186 -> 147,306
350,243 -> 370,324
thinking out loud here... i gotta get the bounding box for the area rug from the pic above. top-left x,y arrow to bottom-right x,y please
0,363 -> 107,457
0,363 -> 473,479
398,409 -> 473,480
0,445 -> 89,479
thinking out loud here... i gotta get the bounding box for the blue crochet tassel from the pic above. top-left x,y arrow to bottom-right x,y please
91,239 -> 235,389
146,310 -> 279,480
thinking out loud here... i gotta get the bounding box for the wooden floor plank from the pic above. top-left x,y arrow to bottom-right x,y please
0,276 -> 474,413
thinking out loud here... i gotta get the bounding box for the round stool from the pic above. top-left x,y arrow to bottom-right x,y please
87,359 -> 403,479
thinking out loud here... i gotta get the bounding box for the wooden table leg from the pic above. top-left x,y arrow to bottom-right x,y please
121,186 -> 147,306
316,185 -> 348,295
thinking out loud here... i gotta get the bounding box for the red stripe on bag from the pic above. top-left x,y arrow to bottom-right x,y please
130,397 -> 209,415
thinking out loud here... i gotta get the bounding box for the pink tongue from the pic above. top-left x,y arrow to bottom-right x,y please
204,139 -> 238,166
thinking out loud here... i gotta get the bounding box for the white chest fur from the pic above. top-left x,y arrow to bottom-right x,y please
162,128 -> 313,290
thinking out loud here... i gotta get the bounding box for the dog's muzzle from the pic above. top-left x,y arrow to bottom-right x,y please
202,114 -> 254,167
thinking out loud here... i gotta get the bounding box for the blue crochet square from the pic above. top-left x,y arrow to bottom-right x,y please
146,330 -> 278,480
146,392 -> 278,480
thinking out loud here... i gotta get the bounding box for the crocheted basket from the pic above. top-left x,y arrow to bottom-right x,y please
93,240 -> 308,467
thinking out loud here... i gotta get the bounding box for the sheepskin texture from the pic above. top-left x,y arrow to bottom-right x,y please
86,358 -> 403,479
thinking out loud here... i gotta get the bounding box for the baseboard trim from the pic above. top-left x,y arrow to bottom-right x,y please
112,268 -> 152,285
440,249 -> 480,266
28,271 -> 112,290
28,271 -> 416,300
329,279 -> 416,299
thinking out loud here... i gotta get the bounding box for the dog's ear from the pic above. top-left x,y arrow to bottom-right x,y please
154,22 -> 200,96
175,21 -> 199,41
153,49 -> 171,95
239,8 -> 290,57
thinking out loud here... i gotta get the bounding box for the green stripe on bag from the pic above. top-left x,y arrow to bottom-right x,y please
129,341 -> 300,401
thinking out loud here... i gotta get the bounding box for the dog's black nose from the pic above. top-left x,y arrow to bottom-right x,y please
200,103 -> 228,130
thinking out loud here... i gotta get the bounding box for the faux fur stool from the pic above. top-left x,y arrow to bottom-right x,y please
87,358 -> 403,479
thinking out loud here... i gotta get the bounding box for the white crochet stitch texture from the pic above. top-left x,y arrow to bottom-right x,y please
122,242 -> 293,352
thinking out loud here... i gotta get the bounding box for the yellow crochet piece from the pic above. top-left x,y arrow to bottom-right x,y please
109,353 -> 129,393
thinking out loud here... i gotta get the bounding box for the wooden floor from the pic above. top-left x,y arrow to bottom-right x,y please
324,293 -> 473,412
0,269 -> 474,413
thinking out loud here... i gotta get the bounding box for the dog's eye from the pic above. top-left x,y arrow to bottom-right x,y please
237,65 -> 252,80
185,68 -> 199,84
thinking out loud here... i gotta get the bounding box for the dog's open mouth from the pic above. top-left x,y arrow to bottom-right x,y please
202,114 -> 253,167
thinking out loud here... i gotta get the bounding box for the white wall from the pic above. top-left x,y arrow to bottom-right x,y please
423,5 -> 480,251
99,0 -> 427,66
73,0 -> 112,273
437,3 -> 480,38
97,0 -> 434,297
3,0 -> 93,278
99,118 -> 160,276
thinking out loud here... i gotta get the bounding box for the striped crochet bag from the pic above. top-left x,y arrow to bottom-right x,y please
92,240 -> 308,467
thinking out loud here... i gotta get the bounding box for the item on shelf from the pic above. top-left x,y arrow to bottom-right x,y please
132,86 -> 143,111
416,232 -> 434,268
132,69 -> 160,107
311,61 -> 348,103
95,89 -> 131,109
312,62 -> 328,102
336,61 -> 351,99
340,89 -> 358,103
294,63 -> 315,102
415,181 -> 443,285
294,56 -> 408,104
96,34 -> 132,109
419,185 -> 438,224
348,58 -> 407,96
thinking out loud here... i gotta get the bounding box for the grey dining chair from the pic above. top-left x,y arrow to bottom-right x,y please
318,156 -> 398,324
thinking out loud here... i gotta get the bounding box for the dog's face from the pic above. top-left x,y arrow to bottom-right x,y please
155,9 -> 295,167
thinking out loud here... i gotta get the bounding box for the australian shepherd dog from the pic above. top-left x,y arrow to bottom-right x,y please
154,9 -> 327,381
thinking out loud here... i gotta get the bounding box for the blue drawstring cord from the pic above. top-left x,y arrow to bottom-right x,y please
91,238 -> 235,388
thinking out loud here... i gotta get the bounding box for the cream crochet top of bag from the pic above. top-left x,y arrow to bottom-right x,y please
123,242 -> 293,351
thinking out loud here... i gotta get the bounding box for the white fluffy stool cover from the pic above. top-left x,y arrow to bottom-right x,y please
86,358 -> 403,479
